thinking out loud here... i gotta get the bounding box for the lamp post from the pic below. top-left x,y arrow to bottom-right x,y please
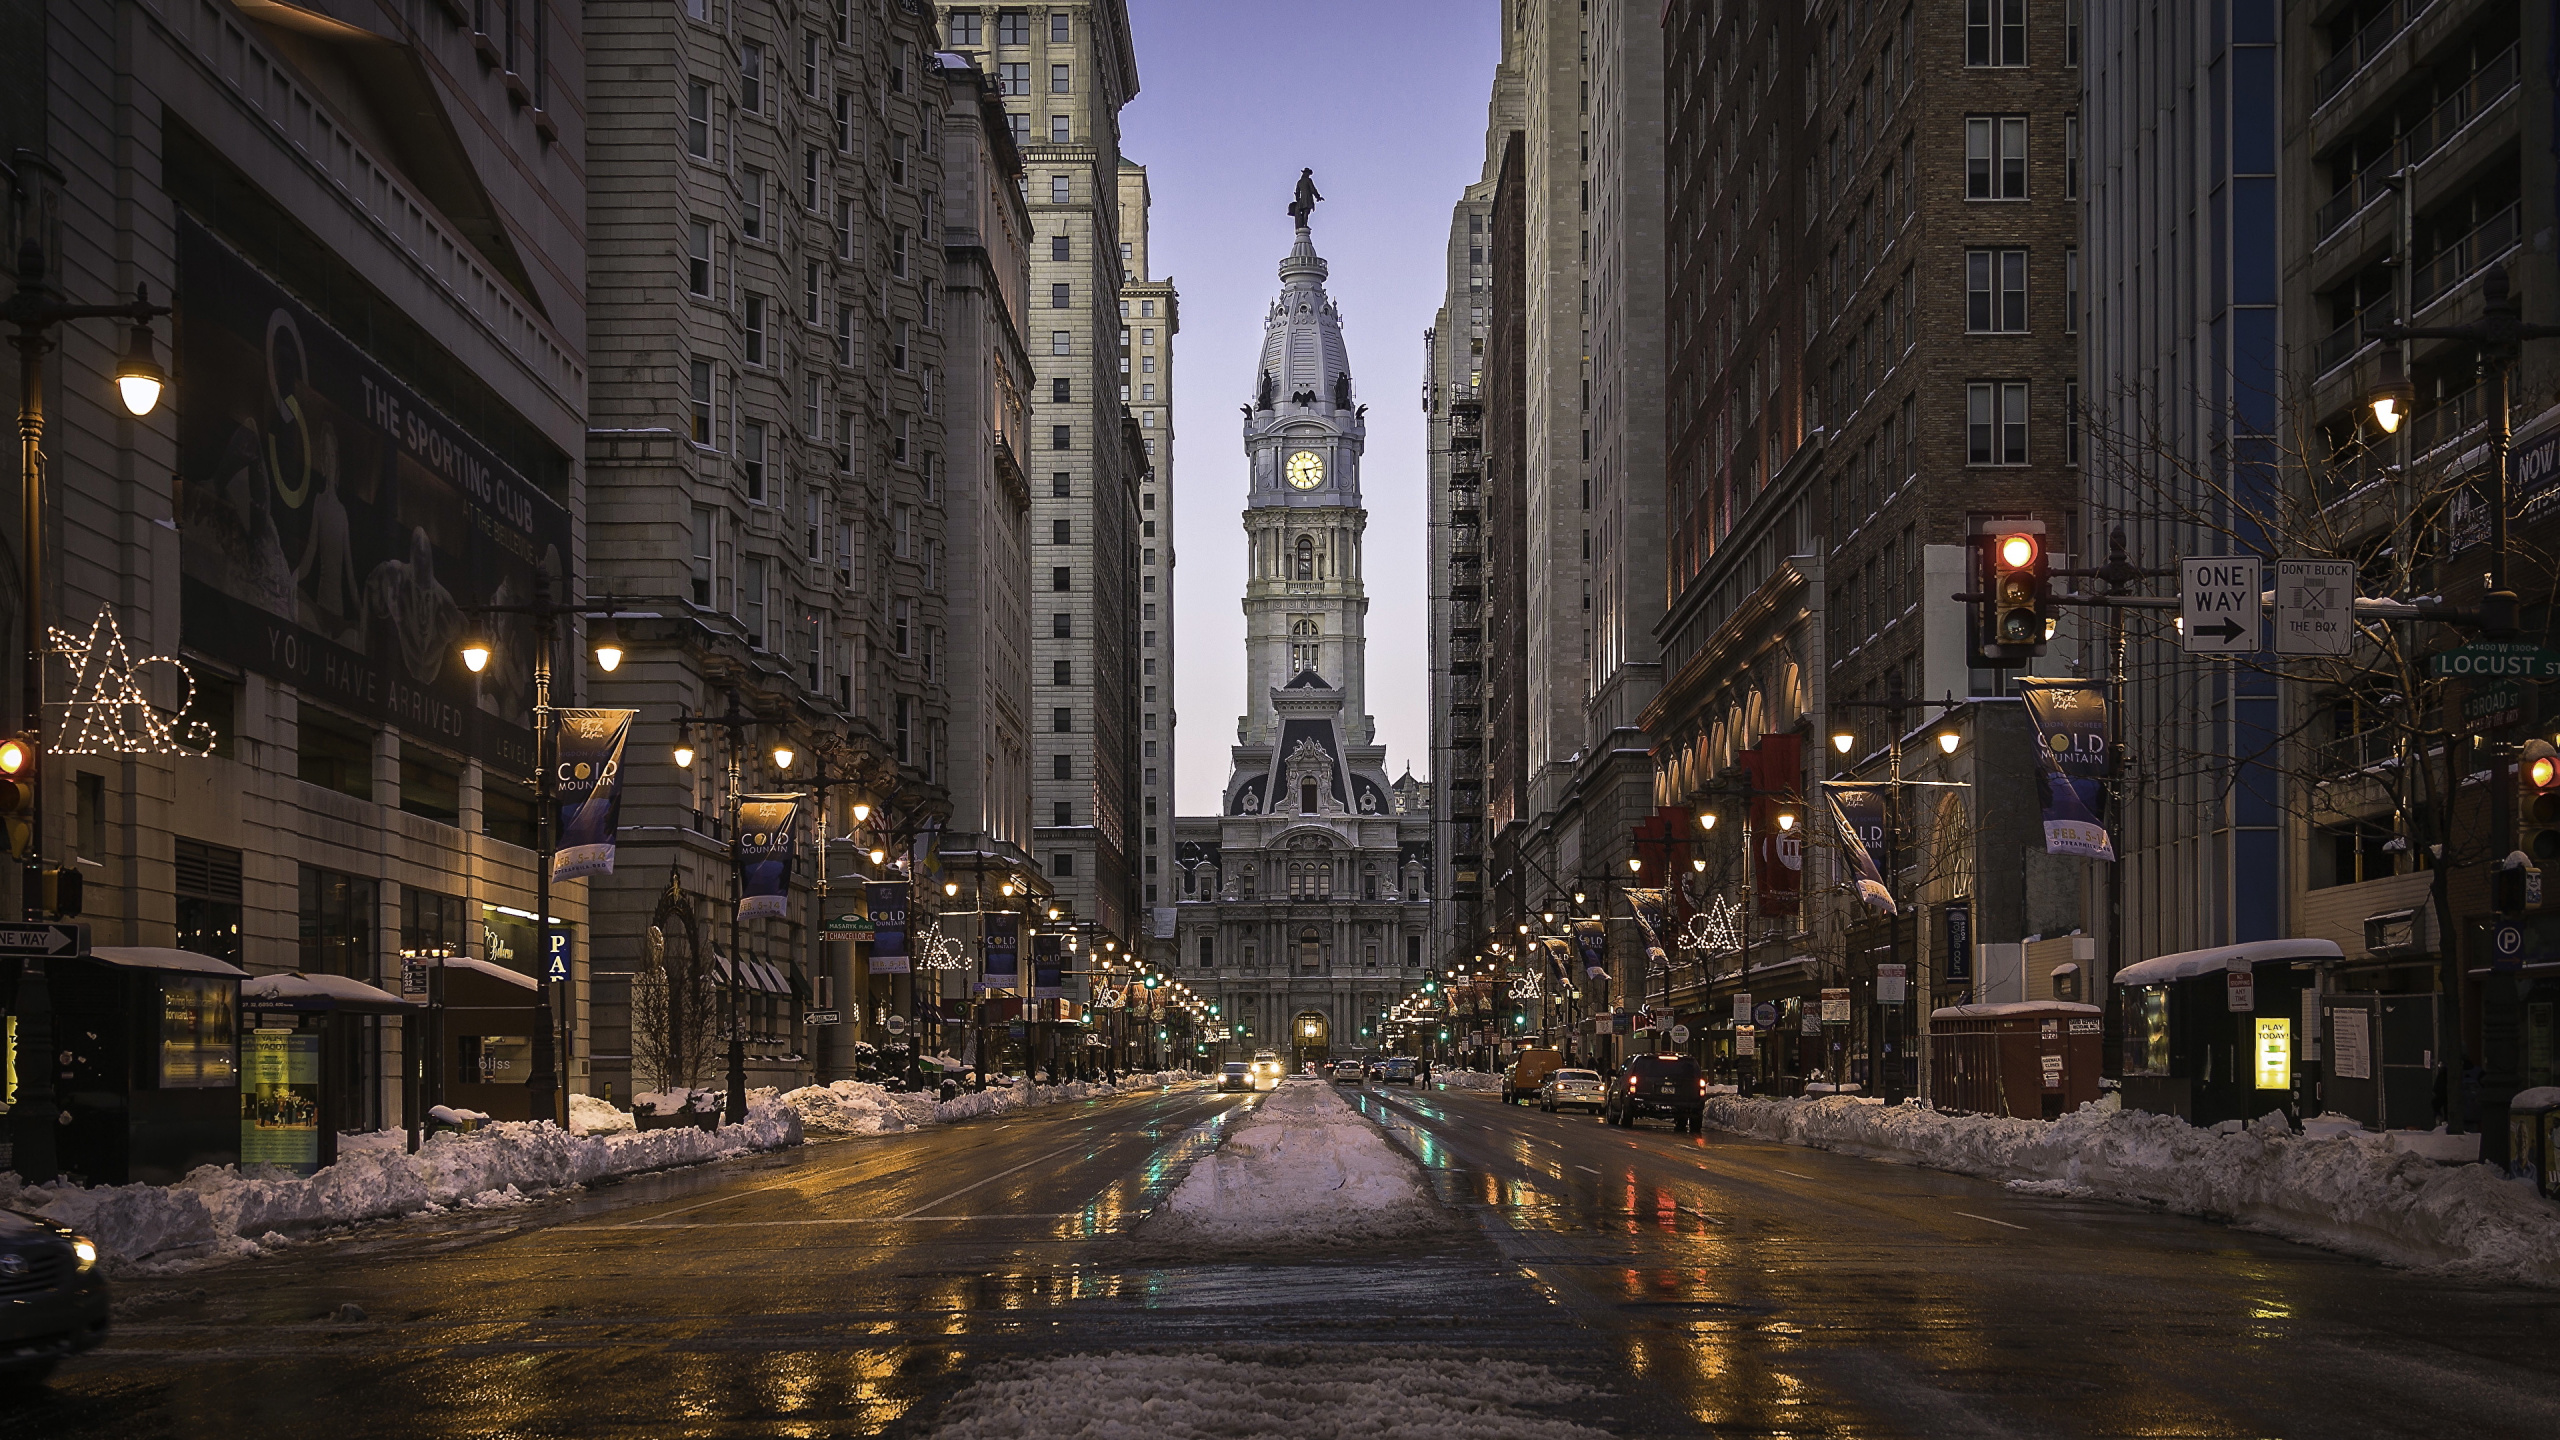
786,744 -> 871,1084
458,572 -> 634,1125
1826,696 -> 1968,1103
3,154 -> 172,1183
669,689 -> 787,1123
2366,262 -> 2560,1147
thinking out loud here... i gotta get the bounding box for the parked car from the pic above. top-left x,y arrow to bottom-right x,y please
1331,1059 -> 1366,1083
1538,1068 -> 1607,1114
0,1207 -> 108,1386
1218,1062 -> 1253,1093
1503,1046 -> 1567,1105
1249,1052 -> 1285,1091
1603,1053 -> 1708,1132
1379,1057 -> 1419,1086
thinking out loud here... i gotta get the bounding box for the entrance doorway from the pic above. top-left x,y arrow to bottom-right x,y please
1293,1010 -> 1330,1070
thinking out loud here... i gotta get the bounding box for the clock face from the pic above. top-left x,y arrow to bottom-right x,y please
1285,450 -> 1325,490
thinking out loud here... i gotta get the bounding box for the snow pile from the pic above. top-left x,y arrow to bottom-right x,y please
1432,1069 -> 1503,1093
926,1350 -> 1612,1440
0,1096 -> 802,1273
633,1087 -> 722,1116
782,1070 -> 1201,1137
568,1093 -> 635,1135
1148,1078 -> 1447,1246
1705,1095 -> 2560,1283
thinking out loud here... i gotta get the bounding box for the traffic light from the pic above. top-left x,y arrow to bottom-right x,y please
2523,741 -> 2560,874
36,865 -> 80,919
1967,520 -> 2051,666
0,734 -> 30,859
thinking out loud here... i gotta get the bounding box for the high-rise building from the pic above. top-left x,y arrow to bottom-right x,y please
935,54 -> 1039,899
935,1 -> 1145,949
1425,52 -> 1521,985
1,0 -> 589,1170
1116,161 -> 1178,940
1173,209 -> 1431,1065
585,0 -> 954,1094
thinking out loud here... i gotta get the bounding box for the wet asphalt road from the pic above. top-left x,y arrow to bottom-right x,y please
14,1078 -> 2560,1438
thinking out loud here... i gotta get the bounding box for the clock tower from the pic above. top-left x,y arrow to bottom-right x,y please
1237,216 -> 1370,747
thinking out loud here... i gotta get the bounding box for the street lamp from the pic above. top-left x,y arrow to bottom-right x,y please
1832,728 -> 1855,755
1936,729 -> 1961,756
2367,346 -> 2413,434
1697,812 -> 1716,831
771,744 -> 795,771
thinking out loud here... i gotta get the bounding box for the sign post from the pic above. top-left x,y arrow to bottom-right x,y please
2181,556 -> 2262,655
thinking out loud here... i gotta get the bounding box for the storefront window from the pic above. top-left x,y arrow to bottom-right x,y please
159,976 -> 239,1089
2124,988 -> 2171,1075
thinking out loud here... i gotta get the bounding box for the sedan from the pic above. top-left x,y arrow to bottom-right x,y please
1331,1059 -> 1366,1083
1538,1068 -> 1607,1114
0,1207 -> 107,1385
1218,1062 -> 1253,1093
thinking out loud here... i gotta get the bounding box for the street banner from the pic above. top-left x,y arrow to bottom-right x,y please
551,708 -> 636,881
171,216 -> 573,779
1943,901 -> 1973,983
1742,735 -> 1805,915
1626,887 -> 1673,969
1032,933 -> 1063,999
1541,936 -> 1575,982
737,796 -> 803,918
1573,917 -> 1609,980
2018,678 -> 2115,860
1826,785 -> 1894,914
865,880 -> 910,974
982,912 -> 1019,992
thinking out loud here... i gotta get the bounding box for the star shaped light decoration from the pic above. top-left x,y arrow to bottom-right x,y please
914,919 -> 970,971
48,607 -> 218,756
1678,895 -> 1744,956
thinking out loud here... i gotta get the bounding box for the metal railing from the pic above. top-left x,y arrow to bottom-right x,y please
2313,0 -> 2425,105
2412,201 -> 2520,307
2315,302 -> 2394,376
2313,45 -> 2518,242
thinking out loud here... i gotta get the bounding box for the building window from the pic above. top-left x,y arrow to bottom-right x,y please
1052,852 -> 1074,877
1406,936 -> 1422,966
1053,707 -> 1072,734
891,134 -> 908,187
685,81 -> 711,159
2065,248 -> 2080,334
1053,659 -> 1072,685
1051,331 -> 1072,356
896,695 -> 913,763
1052,471 -> 1071,497
686,218 -> 712,296
1964,250 -> 2028,333
2065,379 -> 2081,466
892,228 -> 909,277
690,506 -> 716,605
1053,424 -> 1072,450
998,61 -> 1028,95
997,10 -> 1029,45
1049,114 -> 1071,143
1050,174 -> 1071,204
1050,12 -> 1070,42
1054,800 -> 1072,827
740,41 -> 764,112
1050,63 -> 1071,94
1199,937 -> 1214,966
742,166 -> 766,237
1052,566 -> 1071,592
893,323 -> 910,370
2065,0 -> 2081,67
1965,0 -> 2026,67
1053,753 -> 1072,780
1966,381 -> 2029,465
804,259 -> 821,324
689,358 -> 713,444
742,556 -> 768,646
2064,114 -> 2080,199
1964,116 -> 2028,201
175,838 -> 245,965
1051,282 -> 1072,309
804,147 -> 822,209
741,420 -> 768,499
1053,612 -> 1071,638
835,92 -> 852,153
744,294 -> 767,363
950,13 -> 981,45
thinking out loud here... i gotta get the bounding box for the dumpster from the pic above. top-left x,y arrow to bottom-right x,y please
2513,1087 -> 2560,1196
1929,1002 -> 2103,1119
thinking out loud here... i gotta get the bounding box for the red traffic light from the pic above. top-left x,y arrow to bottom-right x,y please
1996,533 -> 2039,569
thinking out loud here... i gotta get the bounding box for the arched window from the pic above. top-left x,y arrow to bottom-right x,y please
1290,616 -> 1321,675
1295,535 -> 1315,580
1301,780 -> 1319,813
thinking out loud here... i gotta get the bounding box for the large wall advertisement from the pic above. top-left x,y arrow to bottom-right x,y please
175,215 -> 572,775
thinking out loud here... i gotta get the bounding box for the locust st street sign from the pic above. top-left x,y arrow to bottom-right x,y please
2430,642 -> 2560,679
2181,556 -> 2261,654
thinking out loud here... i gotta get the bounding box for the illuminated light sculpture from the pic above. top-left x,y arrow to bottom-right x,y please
48,608 -> 217,755
1678,894 -> 1744,956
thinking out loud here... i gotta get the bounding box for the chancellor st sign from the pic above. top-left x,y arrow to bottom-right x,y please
2429,642 -> 2560,679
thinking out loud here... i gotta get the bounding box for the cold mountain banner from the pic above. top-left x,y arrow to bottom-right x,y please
867,881 -> 910,974
1827,785 -> 1894,914
983,912 -> 1019,991
551,709 -> 636,881
2018,677 -> 2115,861
737,796 -> 803,918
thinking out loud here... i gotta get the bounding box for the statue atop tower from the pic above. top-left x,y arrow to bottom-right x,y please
1287,168 -> 1324,229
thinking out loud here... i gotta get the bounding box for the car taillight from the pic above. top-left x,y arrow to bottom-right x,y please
1627,1077 -> 1638,1090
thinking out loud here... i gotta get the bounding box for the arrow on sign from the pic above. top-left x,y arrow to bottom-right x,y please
2189,617 -> 2246,643
0,924 -> 83,955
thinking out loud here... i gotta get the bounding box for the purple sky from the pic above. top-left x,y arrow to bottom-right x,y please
1122,0 -> 1502,817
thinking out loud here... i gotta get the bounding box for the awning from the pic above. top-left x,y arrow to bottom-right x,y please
440,956 -> 541,991
712,955 -> 791,995
85,946 -> 249,978
242,972 -> 420,1014
2114,938 -> 2342,988
1930,1001 -> 2102,1019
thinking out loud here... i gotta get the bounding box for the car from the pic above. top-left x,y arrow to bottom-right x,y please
1379,1057 -> 1419,1086
1503,1046 -> 1567,1105
1602,1053 -> 1708,1132
1249,1052 -> 1285,1092
1538,1068 -> 1607,1114
1331,1059 -> 1366,1083
1218,1062 -> 1253,1093
0,1207 -> 108,1386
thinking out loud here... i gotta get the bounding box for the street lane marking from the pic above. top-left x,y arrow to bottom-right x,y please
557,1213 -> 1084,1230
1575,1166 -> 1600,1174
1773,1170 -> 1813,1180
891,1144 -> 1080,1220
1951,1210 -> 2027,1230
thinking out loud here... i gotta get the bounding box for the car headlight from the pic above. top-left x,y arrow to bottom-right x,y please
71,1236 -> 99,1272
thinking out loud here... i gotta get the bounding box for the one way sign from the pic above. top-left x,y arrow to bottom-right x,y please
2181,555 -> 2261,655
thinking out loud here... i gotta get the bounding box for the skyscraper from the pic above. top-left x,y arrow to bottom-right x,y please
1116,160 -> 1179,935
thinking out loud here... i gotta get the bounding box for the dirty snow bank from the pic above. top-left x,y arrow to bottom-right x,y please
1707,1094 -> 2560,1284
1432,1070 -> 1503,1094
1148,1078 -> 1446,1245
0,1096 -> 801,1273
926,1350 -> 1613,1440
782,1070 -> 1202,1136
568,1093 -> 635,1135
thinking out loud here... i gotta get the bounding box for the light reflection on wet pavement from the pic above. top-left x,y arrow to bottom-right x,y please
14,1082 -> 2560,1438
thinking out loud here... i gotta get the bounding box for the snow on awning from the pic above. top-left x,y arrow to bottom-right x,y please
1930,1001 -> 2102,1019
85,946 -> 249,978
2113,938 -> 2342,988
442,956 -> 541,991
242,971 -> 420,1013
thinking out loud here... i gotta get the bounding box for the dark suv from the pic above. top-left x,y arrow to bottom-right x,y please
1603,1053 -> 1707,1132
